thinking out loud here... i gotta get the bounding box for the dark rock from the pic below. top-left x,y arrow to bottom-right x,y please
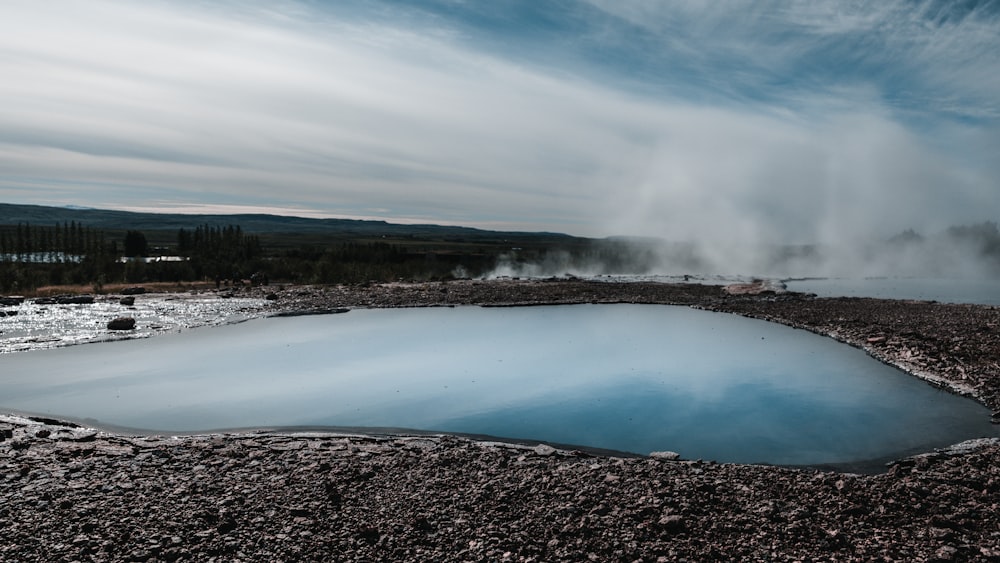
107,317 -> 136,331
324,482 -> 342,505
34,295 -> 95,305
122,287 -> 146,295
119,296 -> 136,306
356,526 -> 380,544
217,518 -> 238,534
28,416 -> 80,427
58,295 -> 95,305
412,517 -> 434,532
658,514 -> 686,532
271,308 -> 350,318
0,296 -> 25,306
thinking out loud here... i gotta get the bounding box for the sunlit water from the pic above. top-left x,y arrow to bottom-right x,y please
0,294 -> 268,353
1,305 -> 996,469
785,277 -> 1000,305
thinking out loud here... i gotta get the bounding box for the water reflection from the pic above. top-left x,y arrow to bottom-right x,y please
1,305 -> 995,467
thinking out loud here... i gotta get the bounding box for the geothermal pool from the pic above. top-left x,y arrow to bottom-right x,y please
2,305 -> 996,468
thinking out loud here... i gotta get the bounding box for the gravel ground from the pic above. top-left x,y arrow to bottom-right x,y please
3,279 -> 1000,561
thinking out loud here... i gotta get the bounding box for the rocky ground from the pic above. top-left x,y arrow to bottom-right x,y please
3,278 -> 1000,561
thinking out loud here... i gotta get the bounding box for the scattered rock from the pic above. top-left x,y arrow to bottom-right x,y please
119,296 -> 136,306
2,280 -> 1000,561
649,451 -> 681,461
121,287 -> 146,295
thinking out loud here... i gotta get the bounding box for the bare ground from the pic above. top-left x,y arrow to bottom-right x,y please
3,279 -> 999,562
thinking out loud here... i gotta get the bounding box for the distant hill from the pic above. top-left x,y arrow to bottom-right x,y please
0,203 -> 577,243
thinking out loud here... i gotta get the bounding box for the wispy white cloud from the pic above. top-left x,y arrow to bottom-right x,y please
0,0 -> 996,247
582,0 -> 1000,120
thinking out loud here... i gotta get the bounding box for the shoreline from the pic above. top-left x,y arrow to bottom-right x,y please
3,279 -> 1000,560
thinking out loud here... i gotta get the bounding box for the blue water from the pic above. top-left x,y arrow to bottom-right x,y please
785,277 -> 1000,305
1,305 -> 995,467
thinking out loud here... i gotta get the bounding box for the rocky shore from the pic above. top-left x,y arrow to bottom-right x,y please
3,279 -> 1000,561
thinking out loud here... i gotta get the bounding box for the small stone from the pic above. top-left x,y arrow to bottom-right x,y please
658,514 -> 685,532
107,317 -> 136,331
649,451 -> 680,461
533,444 -> 556,456
935,545 -> 958,560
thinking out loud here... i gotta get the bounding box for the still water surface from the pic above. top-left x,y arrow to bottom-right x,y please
1,305 -> 995,467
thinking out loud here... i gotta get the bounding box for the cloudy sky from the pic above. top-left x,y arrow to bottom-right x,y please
1,0 -> 997,243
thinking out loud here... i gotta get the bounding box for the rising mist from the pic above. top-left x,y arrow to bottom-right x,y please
485,222 -> 1000,280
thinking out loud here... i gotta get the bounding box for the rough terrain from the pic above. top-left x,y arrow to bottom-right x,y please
3,279 -> 999,561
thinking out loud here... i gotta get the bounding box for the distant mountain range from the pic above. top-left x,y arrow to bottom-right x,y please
0,203 -> 577,243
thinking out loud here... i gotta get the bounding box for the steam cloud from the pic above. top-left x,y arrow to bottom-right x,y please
485,223 -> 1000,280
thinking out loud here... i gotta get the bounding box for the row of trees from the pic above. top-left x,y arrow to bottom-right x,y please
0,223 -> 120,292
0,222 -> 111,262
177,225 -> 262,262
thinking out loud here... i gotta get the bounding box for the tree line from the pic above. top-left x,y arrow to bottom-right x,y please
0,222 -> 492,293
0,222 -> 109,262
0,222 -> 117,292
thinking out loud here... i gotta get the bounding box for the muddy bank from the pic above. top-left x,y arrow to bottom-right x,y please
3,279 -> 1000,561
